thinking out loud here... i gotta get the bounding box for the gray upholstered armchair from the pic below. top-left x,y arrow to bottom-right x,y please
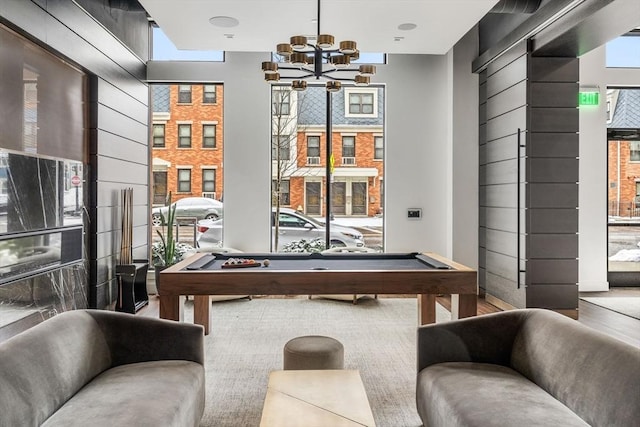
0,309 -> 205,426
416,309 -> 640,427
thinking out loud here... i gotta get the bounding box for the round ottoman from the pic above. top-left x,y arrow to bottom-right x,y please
283,335 -> 344,370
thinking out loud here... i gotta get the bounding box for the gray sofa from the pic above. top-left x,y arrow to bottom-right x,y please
0,309 -> 205,426
417,308 -> 640,427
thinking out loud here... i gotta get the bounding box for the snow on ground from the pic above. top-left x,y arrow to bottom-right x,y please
332,216 -> 383,229
609,249 -> 640,262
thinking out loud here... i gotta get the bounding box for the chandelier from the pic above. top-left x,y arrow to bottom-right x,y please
260,0 -> 376,92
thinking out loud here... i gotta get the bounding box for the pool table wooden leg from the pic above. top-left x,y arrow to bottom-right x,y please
418,294 -> 437,324
159,295 -> 182,322
451,293 -> 477,320
194,295 -> 211,335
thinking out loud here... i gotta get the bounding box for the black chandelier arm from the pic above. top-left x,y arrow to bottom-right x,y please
277,65 -> 314,71
276,73 -> 316,80
323,68 -> 363,74
324,76 -> 361,82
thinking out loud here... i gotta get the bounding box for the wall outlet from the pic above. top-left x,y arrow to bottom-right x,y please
407,208 -> 422,219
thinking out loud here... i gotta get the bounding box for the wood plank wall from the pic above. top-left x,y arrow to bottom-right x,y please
479,42 -> 528,307
526,55 -> 579,313
0,0 -> 150,309
479,41 -> 579,313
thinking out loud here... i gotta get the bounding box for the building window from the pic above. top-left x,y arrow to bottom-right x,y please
273,90 -> 290,116
273,179 -> 290,205
153,124 -> 165,147
202,169 -> 216,193
342,136 -> 355,157
272,135 -> 290,160
374,136 -> 383,159
178,124 -> 192,148
307,136 -> 320,163
203,124 -> 216,148
178,85 -> 192,103
344,88 -> 378,118
177,169 -> 191,192
203,85 -> 216,104
631,142 -> 640,162
349,93 -> 374,114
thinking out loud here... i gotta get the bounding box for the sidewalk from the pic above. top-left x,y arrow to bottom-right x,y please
332,216 -> 383,234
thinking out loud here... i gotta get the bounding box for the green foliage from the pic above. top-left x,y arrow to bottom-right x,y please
152,240 -> 193,266
281,238 -> 328,253
153,192 -> 182,266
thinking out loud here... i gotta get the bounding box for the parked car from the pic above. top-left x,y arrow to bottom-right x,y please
152,197 -> 223,226
196,207 -> 365,250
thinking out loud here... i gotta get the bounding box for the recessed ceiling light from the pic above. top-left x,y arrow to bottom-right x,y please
397,23 -> 417,31
209,16 -> 239,28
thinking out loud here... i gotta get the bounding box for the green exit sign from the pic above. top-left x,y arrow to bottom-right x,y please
579,91 -> 599,106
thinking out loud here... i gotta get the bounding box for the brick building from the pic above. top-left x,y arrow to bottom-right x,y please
151,83 -> 383,217
274,86 -> 384,217
607,89 -> 640,217
151,84 -> 224,205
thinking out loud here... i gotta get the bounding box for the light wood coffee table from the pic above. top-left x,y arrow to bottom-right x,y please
260,370 -> 376,427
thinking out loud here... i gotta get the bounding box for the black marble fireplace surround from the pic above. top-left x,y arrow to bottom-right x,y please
0,23 -> 89,339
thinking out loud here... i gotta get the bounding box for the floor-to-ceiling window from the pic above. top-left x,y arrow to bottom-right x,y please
607,87 -> 640,286
150,83 -> 225,252
605,30 -> 640,286
270,85 -> 385,252
150,27 -> 226,254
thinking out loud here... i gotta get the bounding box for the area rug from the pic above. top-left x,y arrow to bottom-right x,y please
184,297 -> 450,427
580,297 -> 640,320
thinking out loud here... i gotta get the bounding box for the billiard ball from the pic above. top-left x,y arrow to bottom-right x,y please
263,259 -> 270,267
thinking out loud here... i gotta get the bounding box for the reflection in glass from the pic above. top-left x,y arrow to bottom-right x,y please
0,152 -> 84,234
0,232 -> 62,285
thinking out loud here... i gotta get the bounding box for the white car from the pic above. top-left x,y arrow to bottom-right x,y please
196,207 -> 365,250
152,197 -> 223,226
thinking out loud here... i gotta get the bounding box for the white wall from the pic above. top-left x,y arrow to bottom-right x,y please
451,27 -> 480,268
377,54 -> 451,253
148,52 -> 273,251
148,50 -> 479,259
579,45 -> 640,291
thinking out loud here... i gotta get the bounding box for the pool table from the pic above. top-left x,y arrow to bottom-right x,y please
158,252 -> 477,335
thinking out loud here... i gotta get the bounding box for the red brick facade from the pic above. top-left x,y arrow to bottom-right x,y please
152,84 -> 224,204
608,140 -> 640,214
153,85 -> 383,217
288,131 -> 383,217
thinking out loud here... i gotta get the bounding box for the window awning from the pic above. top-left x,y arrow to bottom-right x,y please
152,157 -> 172,171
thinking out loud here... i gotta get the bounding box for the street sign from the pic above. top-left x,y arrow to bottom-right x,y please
71,175 -> 81,186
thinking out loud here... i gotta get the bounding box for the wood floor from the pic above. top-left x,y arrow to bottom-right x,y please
139,291 -> 640,348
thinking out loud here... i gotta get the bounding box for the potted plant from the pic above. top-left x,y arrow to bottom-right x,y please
152,192 -> 194,292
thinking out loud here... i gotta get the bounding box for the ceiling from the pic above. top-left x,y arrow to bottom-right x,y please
138,0 -> 501,55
